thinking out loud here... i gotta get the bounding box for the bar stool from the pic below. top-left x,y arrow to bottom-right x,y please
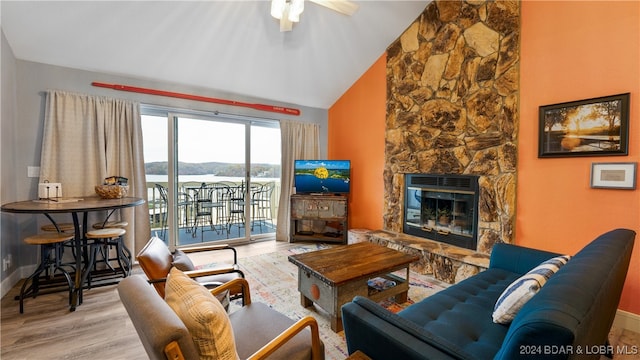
41,221 -> 78,256
91,220 -> 129,274
91,220 -> 128,230
19,233 -> 75,313
41,223 -> 79,266
83,228 -> 130,287
41,223 -> 75,233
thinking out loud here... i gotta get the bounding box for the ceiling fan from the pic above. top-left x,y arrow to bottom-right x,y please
271,0 -> 359,32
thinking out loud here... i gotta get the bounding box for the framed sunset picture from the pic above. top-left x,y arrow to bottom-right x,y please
538,93 -> 630,158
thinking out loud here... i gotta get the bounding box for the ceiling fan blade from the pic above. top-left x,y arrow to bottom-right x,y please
309,0 -> 359,16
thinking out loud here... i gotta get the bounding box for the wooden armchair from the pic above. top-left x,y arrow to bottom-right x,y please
136,236 -> 245,300
117,275 -> 324,360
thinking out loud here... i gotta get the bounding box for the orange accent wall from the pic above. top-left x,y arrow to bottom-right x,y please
519,1 -> 639,314
329,2 -> 640,314
328,54 -> 386,230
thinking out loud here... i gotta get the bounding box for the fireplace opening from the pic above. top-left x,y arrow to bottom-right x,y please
403,174 -> 479,250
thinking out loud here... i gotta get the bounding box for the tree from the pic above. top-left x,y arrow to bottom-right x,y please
595,100 -> 621,138
543,107 -> 570,152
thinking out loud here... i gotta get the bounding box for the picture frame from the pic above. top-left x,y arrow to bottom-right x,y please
590,162 -> 637,189
538,93 -> 630,158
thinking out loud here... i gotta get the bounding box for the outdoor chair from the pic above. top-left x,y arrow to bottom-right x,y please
117,272 -> 324,360
227,182 -> 246,236
199,183 -> 232,239
190,182 -> 233,239
136,236 -> 245,301
250,182 -> 275,231
154,184 -> 192,239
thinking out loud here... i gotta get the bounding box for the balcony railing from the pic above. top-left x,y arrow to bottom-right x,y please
146,180 -> 280,244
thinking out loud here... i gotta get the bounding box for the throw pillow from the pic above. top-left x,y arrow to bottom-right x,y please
493,255 -> 571,324
165,267 -> 240,360
171,249 -> 196,271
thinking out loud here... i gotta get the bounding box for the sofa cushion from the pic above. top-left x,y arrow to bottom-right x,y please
171,249 -> 196,271
165,267 -> 240,360
396,268 -> 520,359
492,255 -> 570,324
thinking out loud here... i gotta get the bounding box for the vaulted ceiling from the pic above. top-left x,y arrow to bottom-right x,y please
2,1 -> 430,109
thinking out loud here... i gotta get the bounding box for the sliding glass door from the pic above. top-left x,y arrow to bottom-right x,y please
249,125 -> 281,239
142,107 -> 280,246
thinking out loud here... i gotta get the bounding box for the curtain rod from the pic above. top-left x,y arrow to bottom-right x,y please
91,82 -> 300,116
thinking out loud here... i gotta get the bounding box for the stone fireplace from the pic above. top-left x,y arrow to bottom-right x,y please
370,0 -> 520,283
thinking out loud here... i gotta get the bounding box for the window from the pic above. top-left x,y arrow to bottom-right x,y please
142,106 -> 280,246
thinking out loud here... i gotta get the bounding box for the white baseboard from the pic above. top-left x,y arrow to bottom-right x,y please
1,265 -> 37,299
1,268 -> 21,298
614,309 -> 640,334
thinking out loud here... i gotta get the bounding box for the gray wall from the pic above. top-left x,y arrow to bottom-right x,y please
1,30 -> 23,289
0,31 -> 328,289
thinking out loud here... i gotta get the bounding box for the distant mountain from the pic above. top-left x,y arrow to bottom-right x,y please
145,162 -> 280,178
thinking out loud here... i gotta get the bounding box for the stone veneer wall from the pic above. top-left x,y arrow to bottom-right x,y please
383,0 -> 520,258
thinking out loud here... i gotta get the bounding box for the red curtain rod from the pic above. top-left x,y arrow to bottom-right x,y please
92,82 -> 300,116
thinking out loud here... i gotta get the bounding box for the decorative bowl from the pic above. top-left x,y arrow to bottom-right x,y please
95,185 -> 129,199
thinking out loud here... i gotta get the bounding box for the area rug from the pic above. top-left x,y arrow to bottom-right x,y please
230,243 -> 448,360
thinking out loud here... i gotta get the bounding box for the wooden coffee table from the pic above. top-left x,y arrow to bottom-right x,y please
288,242 -> 419,332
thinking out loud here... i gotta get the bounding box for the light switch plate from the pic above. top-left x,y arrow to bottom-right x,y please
27,166 -> 40,178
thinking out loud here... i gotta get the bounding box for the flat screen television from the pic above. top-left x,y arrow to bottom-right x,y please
294,160 -> 351,194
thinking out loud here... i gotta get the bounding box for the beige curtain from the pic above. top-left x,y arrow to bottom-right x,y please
39,90 -> 150,253
276,119 -> 319,241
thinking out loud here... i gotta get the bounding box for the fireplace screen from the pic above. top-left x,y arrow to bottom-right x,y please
404,174 -> 479,250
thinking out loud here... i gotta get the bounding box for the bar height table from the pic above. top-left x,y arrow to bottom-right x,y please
1,196 -> 145,311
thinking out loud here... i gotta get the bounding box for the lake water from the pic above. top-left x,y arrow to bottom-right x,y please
146,174 -> 279,184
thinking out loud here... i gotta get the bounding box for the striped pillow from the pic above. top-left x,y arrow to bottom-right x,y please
493,255 -> 571,324
165,267 -> 240,360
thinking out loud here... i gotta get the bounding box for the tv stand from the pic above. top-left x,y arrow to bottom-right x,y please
290,194 -> 348,244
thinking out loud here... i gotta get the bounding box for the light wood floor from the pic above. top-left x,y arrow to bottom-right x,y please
0,239 -> 295,360
1,239 -> 638,359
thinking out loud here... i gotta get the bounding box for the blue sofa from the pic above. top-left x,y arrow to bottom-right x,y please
341,229 -> 635,360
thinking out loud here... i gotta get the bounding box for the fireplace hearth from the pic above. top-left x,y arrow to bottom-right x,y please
404,174 -> 479,250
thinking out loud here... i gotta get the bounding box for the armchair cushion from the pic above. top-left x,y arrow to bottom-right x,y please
165,267 -> 240,360
172,249 -> 196,271
231,302 -> 321,360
